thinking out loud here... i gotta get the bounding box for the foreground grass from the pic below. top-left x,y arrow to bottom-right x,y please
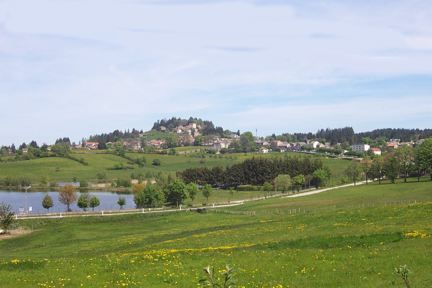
1,181 -> 431,287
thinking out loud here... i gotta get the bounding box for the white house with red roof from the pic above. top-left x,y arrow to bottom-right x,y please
370,147 -> 382,156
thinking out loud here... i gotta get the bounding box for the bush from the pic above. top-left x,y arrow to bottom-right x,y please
0,203 -> 15,233
79,180 -> 89,188
152,159 -> 161,166
115,179 -> 131,188
236,185 -> 260,191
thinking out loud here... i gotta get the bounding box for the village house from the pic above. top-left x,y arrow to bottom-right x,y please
146,139 -> 166,149
305,140 -> 321,149
84,141 -> 99,150
271,140 -> 290,152
123,140 -> 142,151
211,138 -> 232,152
387,142 -> 399,149
371,147 -> 382,156
290,142 -> 306,151
351,144 -> 370,152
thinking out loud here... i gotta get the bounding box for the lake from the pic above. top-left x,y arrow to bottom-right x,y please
0,191 -> 136,214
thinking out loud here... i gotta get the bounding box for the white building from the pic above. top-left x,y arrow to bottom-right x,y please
370,147 -> 382,156
351,144 -> 370,152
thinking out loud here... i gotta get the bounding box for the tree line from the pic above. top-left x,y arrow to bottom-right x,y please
268,127 -> 432,145
345,138 -> 432,184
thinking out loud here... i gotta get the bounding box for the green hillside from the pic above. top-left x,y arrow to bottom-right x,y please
0,151 -> 351,187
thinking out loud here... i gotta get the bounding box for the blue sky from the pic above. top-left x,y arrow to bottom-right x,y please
1,0 -> 432,145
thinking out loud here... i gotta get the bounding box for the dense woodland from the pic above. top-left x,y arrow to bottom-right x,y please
87,129 -> 143,145
179,157 -> 324,188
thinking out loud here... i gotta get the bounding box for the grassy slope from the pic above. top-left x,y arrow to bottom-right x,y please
0,151 -> 351,185
0,181 -> 431,287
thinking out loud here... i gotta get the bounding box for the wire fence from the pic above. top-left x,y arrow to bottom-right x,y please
270,199 -> 428,216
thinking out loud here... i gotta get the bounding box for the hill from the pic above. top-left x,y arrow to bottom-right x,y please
0,150 -> 350,189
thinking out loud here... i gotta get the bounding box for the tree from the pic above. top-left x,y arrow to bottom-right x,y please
77,193 -> 90,211
344,162 -> 362,185
51,143 -> 70,157
396,145 -> 414,182
384,154 -> 400,184
360,158 -> 373,184
274,175 -> 291,193
165,134 -> 178,148
371,156 -> 386,184
89,196 -> 100,211
135,156 -> 147,167
292,174 -> 305,192
134,184 -> 165,208
312,168 -> 331,188
262,181 -> 273,197
0,203 -> 14,234
113,143 -> 126,157
58,185 -> 78,212
42,194 -> 53,212
165,180 -> 186,207
239,132 -> 257,152
117,196 -> 126,209
202,184 -> 212,203
132,183 -> 145,194
185,183 -> 199,202
415,138 -> 432,180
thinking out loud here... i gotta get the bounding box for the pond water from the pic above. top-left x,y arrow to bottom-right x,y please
0,191 -> 136,214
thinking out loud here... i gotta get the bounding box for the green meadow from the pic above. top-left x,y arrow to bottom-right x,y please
0,150 -> 350,186
1,181 -> 431,287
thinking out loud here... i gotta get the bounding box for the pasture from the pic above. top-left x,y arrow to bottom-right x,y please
0,181 -> 431,287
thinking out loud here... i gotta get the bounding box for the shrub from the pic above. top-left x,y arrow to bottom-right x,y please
89,196 -> 100,211
42,194 -> 53,212
0,203 -> 15,233
117,196 -> 126,209
199,265 -> 235,288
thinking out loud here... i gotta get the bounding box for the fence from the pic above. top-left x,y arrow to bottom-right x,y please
274,199 -> 427,216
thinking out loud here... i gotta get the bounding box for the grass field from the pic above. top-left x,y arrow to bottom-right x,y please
0,150 -> 351,187
1,181 -> 431,287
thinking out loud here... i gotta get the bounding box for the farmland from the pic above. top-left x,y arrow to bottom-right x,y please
1,181 -> 431,287
0,150 -> 350,188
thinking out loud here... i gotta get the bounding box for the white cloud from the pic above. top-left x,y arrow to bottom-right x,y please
0,0 -> 431,144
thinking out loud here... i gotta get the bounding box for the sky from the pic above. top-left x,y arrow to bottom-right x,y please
1,0 -> 432,145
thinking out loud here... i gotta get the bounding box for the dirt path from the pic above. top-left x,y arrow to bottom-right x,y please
286,181 -> 367,198
0,228 -> 32,240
